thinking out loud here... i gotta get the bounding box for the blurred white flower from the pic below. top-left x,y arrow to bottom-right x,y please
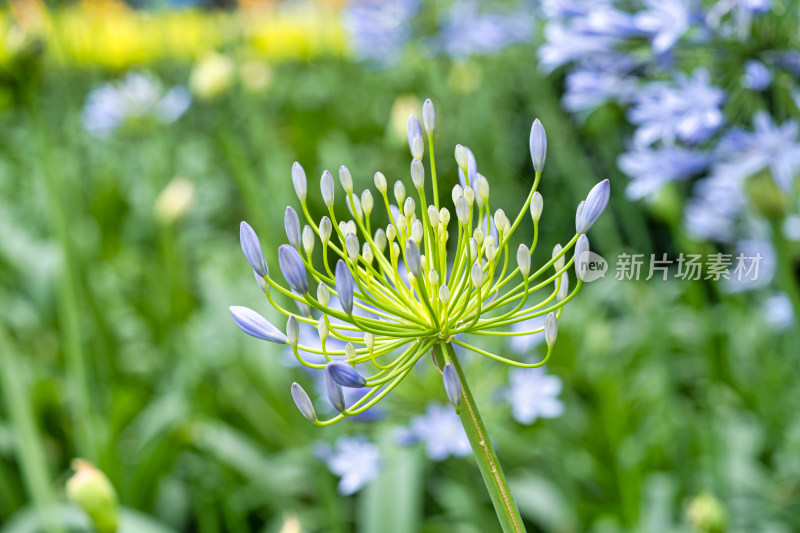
504,367 -> 564,425
316,436 -> 381,495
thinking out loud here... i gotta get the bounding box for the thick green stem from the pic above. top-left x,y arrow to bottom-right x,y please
436,343 -> 526,533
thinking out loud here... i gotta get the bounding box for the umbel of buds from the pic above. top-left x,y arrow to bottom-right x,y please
229,100 -> 609,425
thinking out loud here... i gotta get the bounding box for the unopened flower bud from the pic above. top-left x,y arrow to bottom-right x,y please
411,219 -> 423,244
411,158 -> 424,189
374,171 -> 387,193
374,228 -> 387,253
452,184 -> 464,203
493,209 -> 507,234
428,269 -> 440,286
362,242 -> 374,263
530,192 -> 543,222
278,245 -> 308,294
302,226 -> 314,255
327,360 -> 367,388
427,205 -> 440,227
455,144 -> 469,170
346,220 -> 357,235
485,241 -> 497,261
335,259 -> 354,314
553,244 -> 564,271
575,200 -> 585,231
284,207 -> 301,249
471,262 -> 484,288
469,238 -> 478,262
406,239 -> 423,278
361,190 -> 374,216
456,197 -> 469,225
517,244 -> 531,276
575,234 -> 590,280
254,270 -> 269,293
529,119 -> 547,173
292,162 -> 307,201
407,115 -> 423,157
394,181 -> 406,205
324,366 -> 345,413
404,197 -> 415,218
318,315 -> 329,341
291,382 -> 317,422
364,332 -> 375,350
339,165 -> 354,194
386,224 -> 397,243
422,98 -> 435,136
345,233 -> 360,263
391,241 -> 400,261
396,214 -> 407,234
229,306 -> 288,343
345,343 -> 356,361
473,227 -> 485,246
556,272 -> 569,301
440,208 -> 451,227
321,170 -> 335,207
319,216 -> 332,246
411,134 -> 424,160
443,363 -> 461,409
66,460 -> 119,533
464,187 -> 475,206
438,284 -> 450,304
545,312 -> 557,347
576,179 -> 610,234
240,221 -> 269,278
286,315 -> 299,349
317,283 -> 330,307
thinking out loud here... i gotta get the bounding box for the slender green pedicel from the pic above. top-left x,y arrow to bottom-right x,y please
230,100 -> 610,533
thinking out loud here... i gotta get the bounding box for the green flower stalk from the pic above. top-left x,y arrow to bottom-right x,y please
230,99 -> 609,532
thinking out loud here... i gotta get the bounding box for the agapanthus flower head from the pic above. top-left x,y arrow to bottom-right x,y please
230,100 -> 609,425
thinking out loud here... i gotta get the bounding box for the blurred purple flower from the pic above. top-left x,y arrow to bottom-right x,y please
343,0 -> 420,63
684,173 -> 745,242
83,73 -> 190,137
316,436 -> 381,495
634,0 -> 691,54
504,367 -> 564,425
741,60 -> 772,90
619,145 -> 712,199
628,68 -> 725,146
439,1 -> 533,59
763,292 -> 794,331
562,65 -> 637,112
396,404 -> 471,460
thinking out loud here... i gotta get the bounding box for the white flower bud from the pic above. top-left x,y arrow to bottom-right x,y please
439,208 -> 450,227
493,209 -> 507,234
345,233 -> 360,262
464,187 -> 475,206
470,262 -> 484,288
421,254 -> 428,272
455,144 -> 469,170
286,315 -> 299,349
374,172 -> 387,193
362,242 -> 374,264
374,228 -> 387,253
339,165 -> 353,194
403,197 -> 415,218
530,191 -> 543,222
364,332 -> 375,350
427,205 -> 440,227
411,134 -> 424,161
302,225 -> 315,255
321,170 -> 335,207
485,241 -> 497,261
411,219 -> 423,243
428,269 -> 439,286
517,244 -> 531,276
405,239 -> 423,278
452,184 -> 464,204
473,227 -> 484,246
529,119 -> 547,173
545,312 -> 558,348
422,98 -> 435,136
318,315 -> 329,341
469,238 -> 478,262
438,284 -> 450,304
394,181 -> 406,205
338,221 -> 347,235
292,162 -> 307,201
455,197 -> 469,225
552,244 -> 565,271
476,174 -> 489,204
410,158 -> 424,189
317,283 -> 330,307
361,190 -> 374,216
575,200 -> 585,231
284,206 -> 301,250
575,234 -> 590,280
346,220 -> 357,235
396,214 -> 407,234
556,272 -> 569,302
391,241 -> 400,261
319,216 -> 332,246
345,343 -> 356,361
386,224 -> 397,243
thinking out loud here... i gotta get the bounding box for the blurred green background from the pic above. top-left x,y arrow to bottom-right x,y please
0,0 -> 798,532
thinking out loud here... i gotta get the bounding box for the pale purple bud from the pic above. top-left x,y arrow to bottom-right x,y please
339,165 -> 353,194
410,158 -> 424,189
292,162 -> 307,201
575,201 -> 585,232
411,134 -> 424,160
556,272 -> 569,302
422,99 -> 435,136
229,306 -> 287,343
545,312 -> 558,348
443,363 -> 461,408
278,244 -> 308,294
553,244 -> 565,271
575,234 -> 589,280
284,206 -> 301,250
405,239 -> 422,278
319,216 -> 332,246
324,366 -> 346,412
239,221 -> 268,278
374,228 -> 387,253
254,270 -> 269,293
455,196 -> 469,225
286,315 -> 299,349
576,180 -> 610,234
407,115 -> 423,156
291,382 -> 317,422
345,233 -> 360,262
327,360 -> 367,388
457,146 -> 477,188
335,259 -> 354,314
321,170 -> 335,207
529,119 -> 547,172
